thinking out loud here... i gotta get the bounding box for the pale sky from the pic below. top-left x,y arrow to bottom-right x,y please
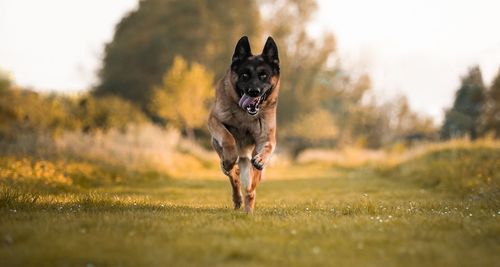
0,0 -> 138,90
313,0 -> 500,121
1,0 -> 500,122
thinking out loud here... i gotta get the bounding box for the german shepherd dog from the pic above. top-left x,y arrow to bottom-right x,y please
208,36 -> 280,213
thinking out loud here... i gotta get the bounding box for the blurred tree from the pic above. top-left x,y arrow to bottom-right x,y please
349,100 -> 391,148
284,108 -> 338,157
441,66 -> 486,140
0,71 -> 147,140
259,0 -> 337,127
481,68 -> 500,137
92,0 -> 432,152
0,85 -> 71,138
95,0 -> 260,110
149,56 -> 213,139
388,95 -> 436,142
0,70 -> 11,93
258,0 -> 347,152
77,96 -> 147,133
0,72 -> 16,135
323,72 -> 372,146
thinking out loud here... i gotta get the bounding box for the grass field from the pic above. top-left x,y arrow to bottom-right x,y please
1,144 -> 499,267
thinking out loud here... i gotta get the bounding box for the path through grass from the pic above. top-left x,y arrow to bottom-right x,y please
1,151 -> 499,267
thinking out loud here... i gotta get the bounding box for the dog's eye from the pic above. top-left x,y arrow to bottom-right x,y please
259,73 -> 268,81
240,73 -> 249,80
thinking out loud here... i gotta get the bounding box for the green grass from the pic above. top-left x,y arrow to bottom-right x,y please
378,146 -> 500,198
1,147 -> 499,267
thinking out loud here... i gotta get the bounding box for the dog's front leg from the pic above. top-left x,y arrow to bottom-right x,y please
241,133 -> 274,213
208,115 -> 242,209
208,115 -> 239,172
251,127 -> 276,170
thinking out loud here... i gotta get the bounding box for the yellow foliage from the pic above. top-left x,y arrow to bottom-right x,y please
287,108 -> 338,141
150,56 -> 214,130
0,157 -> 72,187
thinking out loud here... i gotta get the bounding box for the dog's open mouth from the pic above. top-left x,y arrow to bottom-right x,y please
238,94 -> 262,115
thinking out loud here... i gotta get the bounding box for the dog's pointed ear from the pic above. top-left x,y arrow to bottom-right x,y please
262,36 -> 279,66
232,36 -> 252,63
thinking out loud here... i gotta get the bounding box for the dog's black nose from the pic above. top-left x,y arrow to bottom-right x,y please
247,88 -> 261,97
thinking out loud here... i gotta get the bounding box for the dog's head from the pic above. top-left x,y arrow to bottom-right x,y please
231,36 -> 280,116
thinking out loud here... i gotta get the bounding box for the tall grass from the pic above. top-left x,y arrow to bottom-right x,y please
378,145 -> 500,202
55,124 -> 180,172
294,138 -> 500,168
1,123 -> 218,176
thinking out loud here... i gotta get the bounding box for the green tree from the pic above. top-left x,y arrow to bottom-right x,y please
482,68 -> 500,137
150,56 -> 213,139
441,66 -> 486,140
95,0 -> 260,110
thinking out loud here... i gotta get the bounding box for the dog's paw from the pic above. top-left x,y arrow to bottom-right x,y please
221,156 -> 238,174
251,156 -> 264,170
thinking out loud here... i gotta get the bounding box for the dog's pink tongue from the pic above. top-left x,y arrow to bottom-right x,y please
238,94 -> 259,109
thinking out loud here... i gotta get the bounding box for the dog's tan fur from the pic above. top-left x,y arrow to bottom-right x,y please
208,62 -> 280,213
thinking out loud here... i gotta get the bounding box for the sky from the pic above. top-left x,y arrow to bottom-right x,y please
0,0 -> 138,90
1,0 -> 499,123
312,0 -> 500,121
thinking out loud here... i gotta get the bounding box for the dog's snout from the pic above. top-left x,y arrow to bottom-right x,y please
247,88 -> 261,97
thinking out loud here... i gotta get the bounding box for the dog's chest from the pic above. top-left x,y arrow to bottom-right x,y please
224,122 -> 256,148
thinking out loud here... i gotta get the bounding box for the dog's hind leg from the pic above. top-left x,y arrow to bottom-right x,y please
239,157 -> 261,213
212,138 -> 243,209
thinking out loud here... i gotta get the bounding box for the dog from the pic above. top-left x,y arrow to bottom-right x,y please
208,36 -> 280,213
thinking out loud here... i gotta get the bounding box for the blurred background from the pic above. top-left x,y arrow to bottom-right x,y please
0,0 -> 499,171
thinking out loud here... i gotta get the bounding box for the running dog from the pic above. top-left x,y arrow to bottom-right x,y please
207,36 -> 280,213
